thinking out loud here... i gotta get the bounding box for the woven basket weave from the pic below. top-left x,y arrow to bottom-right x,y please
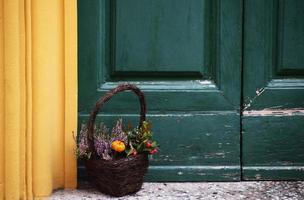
85,83 -> 149,197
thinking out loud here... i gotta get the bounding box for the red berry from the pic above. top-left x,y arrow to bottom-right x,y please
145,141 -> 152,148
132,150 -> 137,156
150,148 -> 158,154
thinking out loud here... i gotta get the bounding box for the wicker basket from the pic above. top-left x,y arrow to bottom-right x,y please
85,83 -> 149,197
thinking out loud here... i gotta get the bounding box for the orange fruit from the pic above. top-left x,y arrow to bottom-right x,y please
111,140 -> 126,152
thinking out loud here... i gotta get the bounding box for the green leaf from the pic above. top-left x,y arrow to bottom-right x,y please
151,141 -> 157,148
137,142 -> 145,152
142,132 -> 152,141
125,148 -> 133,157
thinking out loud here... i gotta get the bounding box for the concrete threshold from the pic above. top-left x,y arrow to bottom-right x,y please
49,181 -> 304,200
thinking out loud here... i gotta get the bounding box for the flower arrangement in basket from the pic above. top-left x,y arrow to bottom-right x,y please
76,83 -> 158,197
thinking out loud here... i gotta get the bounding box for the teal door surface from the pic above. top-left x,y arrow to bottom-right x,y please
242,0 -> 304,180
78,0 -> 242,181
78,0 -> 304,181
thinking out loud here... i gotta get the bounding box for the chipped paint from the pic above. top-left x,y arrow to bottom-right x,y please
177,171 -> 184,175
189,156 -> 200,160
244,87 -> 266,109
79,111 -> 238,117
243,166 -> 304,171
243,108 -> 304,116
204,152 -> 226,159
243,100 -> 253,110
99,80 -> 217,92
255,87 -> 265,96
255,174 -> 262,180
149,166 -> 239,170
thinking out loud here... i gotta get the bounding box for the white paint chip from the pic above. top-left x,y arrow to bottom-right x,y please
243,109 -> 304,116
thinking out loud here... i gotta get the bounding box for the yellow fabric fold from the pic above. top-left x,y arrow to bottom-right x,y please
0,0 -> 77,199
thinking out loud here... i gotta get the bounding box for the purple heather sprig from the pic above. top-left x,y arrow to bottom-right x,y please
76,119 -> 131,160
111,119 -> 128,144
76,124 -> 90,159
93,122 -> 112,160
94,134 -> 112,160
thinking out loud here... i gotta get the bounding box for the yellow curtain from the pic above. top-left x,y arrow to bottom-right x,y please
0,0 -> 77,199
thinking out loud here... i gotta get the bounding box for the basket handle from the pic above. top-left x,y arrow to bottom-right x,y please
87,83 -> 146,155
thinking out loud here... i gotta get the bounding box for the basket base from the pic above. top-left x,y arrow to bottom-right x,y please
88,178 -> 144,197
85,153 -> 149,197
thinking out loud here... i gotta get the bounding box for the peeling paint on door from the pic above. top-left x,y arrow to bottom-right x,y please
243,109 -> 304,116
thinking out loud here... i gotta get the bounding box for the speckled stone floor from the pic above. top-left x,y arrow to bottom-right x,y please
49,181 -> 304,200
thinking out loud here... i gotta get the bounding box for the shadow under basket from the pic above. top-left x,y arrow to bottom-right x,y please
85,153 -> 149,197
84,83 -> 150,197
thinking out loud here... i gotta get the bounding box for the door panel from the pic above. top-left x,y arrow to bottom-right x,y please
242,0 -> 304,180
278,0 -> 304,74
78,0 -> 242,181
115,0 -> 206,73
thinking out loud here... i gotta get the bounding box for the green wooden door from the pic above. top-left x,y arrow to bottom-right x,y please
78,0 -> 242,181
242,0 -> 304,180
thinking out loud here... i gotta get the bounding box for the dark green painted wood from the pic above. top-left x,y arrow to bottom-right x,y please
243,166 -> 304,181
243,0 -> 304,109
145,166 -> 240,182
79,0 -> 304,182
278,0 -> 304,74
243,115 -> 304,165
244,79 -> 304,110
78,0 -> 242,112
115,0 -> 207,73
78,0 -> 242,181
78,113 -> 240,181
242,115 -> 304,180
243,0 -> 304,180
79,113 -> 240,165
